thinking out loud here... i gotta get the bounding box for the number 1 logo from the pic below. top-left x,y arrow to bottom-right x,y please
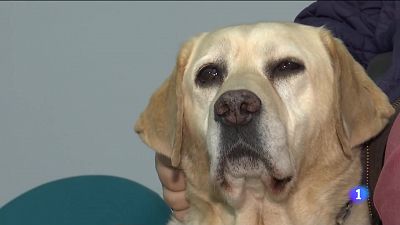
356,188 -> 361,200
349,186 -> 369,204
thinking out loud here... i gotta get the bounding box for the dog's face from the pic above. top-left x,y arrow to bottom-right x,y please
135,22 -> 393,212
181,23 -> 335,205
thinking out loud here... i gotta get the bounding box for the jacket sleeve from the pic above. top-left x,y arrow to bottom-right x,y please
294,1 -> 394,69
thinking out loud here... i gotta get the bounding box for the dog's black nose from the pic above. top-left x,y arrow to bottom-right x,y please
214,89 -> 261,126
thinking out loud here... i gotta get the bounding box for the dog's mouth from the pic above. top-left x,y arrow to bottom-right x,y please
214,142 -> 294,206
218,144 -> 271,178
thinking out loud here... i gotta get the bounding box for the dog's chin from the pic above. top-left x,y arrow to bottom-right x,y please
214,157 -> 294,208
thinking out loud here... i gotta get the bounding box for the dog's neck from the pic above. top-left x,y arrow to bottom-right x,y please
178,133 -> 370,225
180,153 -> 368,225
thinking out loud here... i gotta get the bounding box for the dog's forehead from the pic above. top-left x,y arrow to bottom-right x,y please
195,23 -> 320,57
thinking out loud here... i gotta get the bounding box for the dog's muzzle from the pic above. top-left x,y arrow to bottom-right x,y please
212,89 -> 293,203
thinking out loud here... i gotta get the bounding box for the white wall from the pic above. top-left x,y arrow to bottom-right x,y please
0,1 -> 313,207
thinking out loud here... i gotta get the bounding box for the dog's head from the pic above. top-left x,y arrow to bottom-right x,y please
135,23 -> 393,208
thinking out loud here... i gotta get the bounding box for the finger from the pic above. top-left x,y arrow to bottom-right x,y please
163,188 -> 190,211
173,208 -> 189,222
156,155 -> 186,191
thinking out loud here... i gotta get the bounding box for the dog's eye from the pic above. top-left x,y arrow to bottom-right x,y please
269,59 -> 305,79
196,64 -> 224,87
275,60 -> 303,72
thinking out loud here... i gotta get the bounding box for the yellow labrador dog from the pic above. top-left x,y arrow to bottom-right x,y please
135,23 -> 394,225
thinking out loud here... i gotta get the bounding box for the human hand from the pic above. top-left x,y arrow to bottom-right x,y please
155,153 -> 189,222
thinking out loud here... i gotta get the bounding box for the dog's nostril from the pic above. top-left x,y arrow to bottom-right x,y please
216,103 -> 230,116
240,102 -> 248,113
247,99 -> 261,113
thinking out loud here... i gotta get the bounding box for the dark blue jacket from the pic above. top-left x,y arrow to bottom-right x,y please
295,1 -> 400,103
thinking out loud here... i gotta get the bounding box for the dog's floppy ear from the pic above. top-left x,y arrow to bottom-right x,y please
320,29 -> 394,152
134,38 -> 198,167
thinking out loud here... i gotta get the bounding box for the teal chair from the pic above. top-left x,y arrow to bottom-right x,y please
0,175 -> 171,225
